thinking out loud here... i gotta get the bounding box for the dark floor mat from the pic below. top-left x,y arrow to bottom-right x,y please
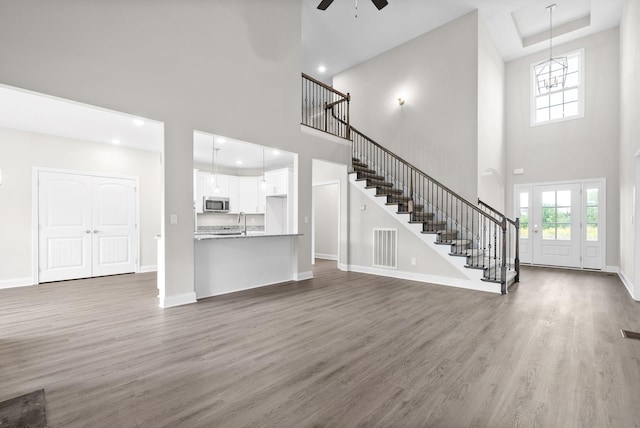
0,389 -> 47,428
621,329 -> 640,340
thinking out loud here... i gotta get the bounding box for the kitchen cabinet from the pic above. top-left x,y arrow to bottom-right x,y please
237,177 -> 259,213
264,168 -> 290,196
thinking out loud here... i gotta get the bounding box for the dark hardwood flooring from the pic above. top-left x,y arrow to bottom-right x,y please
1,261 -> 639,427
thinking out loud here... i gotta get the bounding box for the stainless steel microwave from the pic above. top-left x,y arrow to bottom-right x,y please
203,196 -> 230,213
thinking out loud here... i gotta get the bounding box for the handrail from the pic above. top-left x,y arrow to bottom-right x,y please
301,72 -> 350,100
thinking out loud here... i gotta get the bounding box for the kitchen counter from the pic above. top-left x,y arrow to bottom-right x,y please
194,233 -> 303,299
194,233 -> 301,240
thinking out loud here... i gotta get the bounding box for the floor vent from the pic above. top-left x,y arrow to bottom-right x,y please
373,228 -> 397,269
621,329 -> 640,340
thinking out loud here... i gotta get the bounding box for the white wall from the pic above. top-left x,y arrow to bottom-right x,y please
313,183 -> 339,259
0,0 -> 351,305
333,11 -> 480,202
348,182 -> 467,280
0,128 -> 160,285
505,28 -> 621,267
619,0 -> 640,297
477,18 -> 506,212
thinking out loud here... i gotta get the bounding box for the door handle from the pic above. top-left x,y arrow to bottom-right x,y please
85,230 -> 91,234
93,230 -> 99,234
534,224 -> 538,234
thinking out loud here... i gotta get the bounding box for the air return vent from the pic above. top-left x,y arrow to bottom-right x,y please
373,228 -> 397,269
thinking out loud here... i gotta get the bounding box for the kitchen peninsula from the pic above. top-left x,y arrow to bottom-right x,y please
194,232 -> 302,299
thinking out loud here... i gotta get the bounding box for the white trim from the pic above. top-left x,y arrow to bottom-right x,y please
530,48 -> 585,127
294,271 -> 313,281
618,269 -> 636,300
139,265 -> 157,273
32,167 -> 141,283
0,278 -> 35,289
604,265 -> 619,273
159,292 -> 197,308
344,264 -> 501,294
301,125 -> 351,147
315,253 -> 338,261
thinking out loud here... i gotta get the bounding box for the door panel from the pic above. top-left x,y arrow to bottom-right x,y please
532,183 -> 581,268
38,172 -> 92,282
91,177 -> 137,276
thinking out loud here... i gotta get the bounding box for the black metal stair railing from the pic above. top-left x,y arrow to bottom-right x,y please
301,73 -> 520,292
301,73 -> 350,139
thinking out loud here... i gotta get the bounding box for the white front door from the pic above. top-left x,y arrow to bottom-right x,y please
38,171 -> 137,282
532,183 -> 582,268
515,180 -> 605,270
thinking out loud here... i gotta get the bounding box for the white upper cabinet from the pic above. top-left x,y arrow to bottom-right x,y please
237,177 -> 259,213
264,168 -> 289,197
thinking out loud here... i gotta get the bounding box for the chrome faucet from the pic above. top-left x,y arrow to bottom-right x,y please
237,212 -> 247,235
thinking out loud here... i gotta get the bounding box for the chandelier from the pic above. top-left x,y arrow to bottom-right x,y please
535,4 -> 567,95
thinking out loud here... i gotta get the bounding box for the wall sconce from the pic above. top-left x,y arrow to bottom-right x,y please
397,97 -> 405,106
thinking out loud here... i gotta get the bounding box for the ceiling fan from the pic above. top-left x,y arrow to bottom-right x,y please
317,0 -> 389,11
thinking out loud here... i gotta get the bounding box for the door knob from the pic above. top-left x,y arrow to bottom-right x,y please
85,230 -> 91,234
93,230 -> 99,233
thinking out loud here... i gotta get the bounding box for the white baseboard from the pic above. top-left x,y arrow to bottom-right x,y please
345,264 -> 502,294
618,269 -> 636,300
0,277 -> 34,289
294,271 -> 313,281
139,265 -> 157,273
338,263 -> 349,272
159,292 -> 197,308
604,265 -> 619,273
315,253 -> 338,261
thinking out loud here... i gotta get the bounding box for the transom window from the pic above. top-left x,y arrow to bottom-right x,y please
531,49 -> 584,126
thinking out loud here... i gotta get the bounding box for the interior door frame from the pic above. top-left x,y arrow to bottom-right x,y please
514,178 -> 606,270
32,167 -> 140,285
311,180 -> 341,265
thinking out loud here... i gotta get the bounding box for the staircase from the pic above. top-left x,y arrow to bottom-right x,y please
302,73 -> 519,293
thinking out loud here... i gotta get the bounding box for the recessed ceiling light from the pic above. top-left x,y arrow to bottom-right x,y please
318,65 -> 326,73
216,137 -> 226,144
111,139 -> 121,145
235,160 -> 243,165
132,118 -> 144,126
272,150 -> 280,155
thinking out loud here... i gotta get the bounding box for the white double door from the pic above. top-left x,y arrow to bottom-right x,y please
516,180 -> 604,269
38,171 -> 137,283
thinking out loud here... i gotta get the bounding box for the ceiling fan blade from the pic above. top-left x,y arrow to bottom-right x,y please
371,0 -> 388,10
317,0 -> 335,10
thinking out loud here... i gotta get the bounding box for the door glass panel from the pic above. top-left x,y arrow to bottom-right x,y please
557,224 -> 571,240
520,208 -> 529,238
542,191 -> 555,207
520,193 -> 529,208
557,191 -> 571,207
542,207 -> 556,223
542,225 -> 556,240
586,189 -> 598,241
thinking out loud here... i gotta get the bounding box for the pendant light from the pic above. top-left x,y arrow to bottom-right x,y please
210,143 -> 220,194
535,4 -> 568,95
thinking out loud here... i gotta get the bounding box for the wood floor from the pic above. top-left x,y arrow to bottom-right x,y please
1,261 -> 639,427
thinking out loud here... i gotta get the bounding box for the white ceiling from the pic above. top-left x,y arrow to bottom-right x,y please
193,131 -> 296,171
302,0 -> 623,79
0,84 -> 163,152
